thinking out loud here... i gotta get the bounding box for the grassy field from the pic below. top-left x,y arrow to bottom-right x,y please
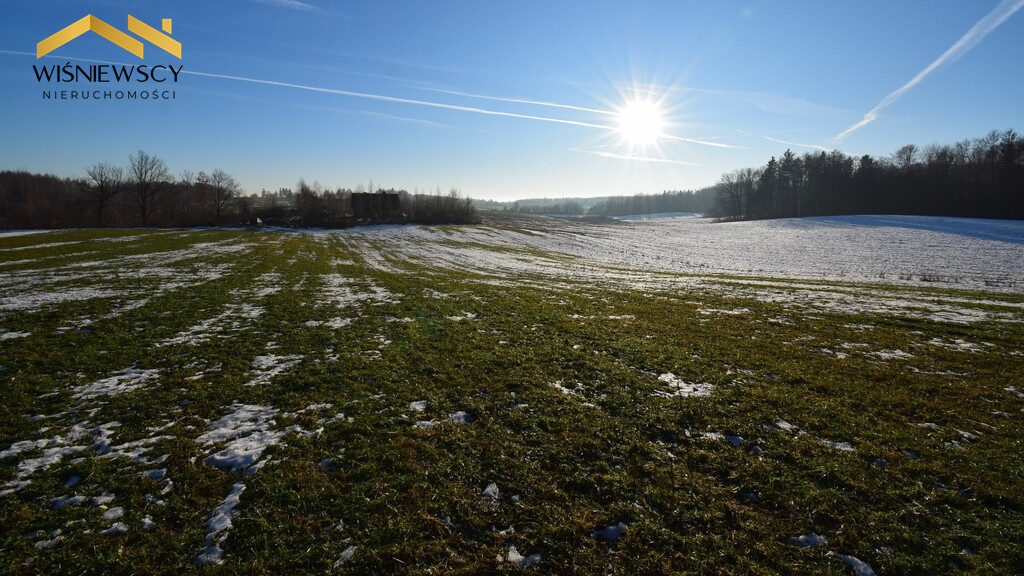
1,221 -> 1022,575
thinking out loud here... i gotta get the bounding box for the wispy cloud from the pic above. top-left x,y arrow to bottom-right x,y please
683,88 -> 849,118
252,0 -> 318,12
834,0 -> 1024,143
737,130 -> 834,152
572,148 -> 700,166
659,134 -> 743,149
601,81 -> 849,118
351,110 -> 471,130
418,87 -> 613,115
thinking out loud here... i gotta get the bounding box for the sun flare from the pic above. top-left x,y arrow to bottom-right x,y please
616,99 -> 665,146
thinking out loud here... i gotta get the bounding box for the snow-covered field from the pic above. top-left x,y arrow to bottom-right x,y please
347,214 -> 1024,291
331,214 -> 1024,324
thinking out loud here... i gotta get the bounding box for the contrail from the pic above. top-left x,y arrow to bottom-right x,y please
418,86 -> 614,115
738,129 -> 834,152
1,49 -> 611,130
572,148 -> 700,166
834,0 -> 1024,143
659,134 -> 743,149
183,69 -> 618,130
182,69 -> 742,148
416,88 -> 742,148
253,0 -> 318,12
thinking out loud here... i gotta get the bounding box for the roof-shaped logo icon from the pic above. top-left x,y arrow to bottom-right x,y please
37,15 -> 181,59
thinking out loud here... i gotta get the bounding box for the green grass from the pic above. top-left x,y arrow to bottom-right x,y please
0,228 -> 1022,575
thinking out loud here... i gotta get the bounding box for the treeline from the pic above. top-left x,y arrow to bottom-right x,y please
711,129 -> 1024,221
506,200 -> 585,215
0,151 -> 242,229
483,190 -> 714,217
588,189 -> 715,216
289,180 -> 476,226
0,151 -> 478,229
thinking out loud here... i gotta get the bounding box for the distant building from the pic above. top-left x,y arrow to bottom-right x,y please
351,192 -> 401,221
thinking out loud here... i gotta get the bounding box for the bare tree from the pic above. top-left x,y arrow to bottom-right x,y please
179,170 -> 196,190
891,144 -> 918,173
128,150 -> 170,226
198,169 -> 242,225
715,169 -> 751,221
80,162 -> 125,226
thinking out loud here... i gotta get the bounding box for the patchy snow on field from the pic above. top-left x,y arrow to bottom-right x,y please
0,236 -> 255,320
197,403 -> 285,473
817,438 -> 856,452
0,240 -> 83,252
927,337 -> 991,353
0,286 -> 122,313
870,349 -> 914,361
827,551 -> 877,576
245,354 -> 304,387
0,230 -> 50,238
0,222 -> 1020,570
788,532 -> 828,548
316,215 -> 1024,323
196,481 -> 246,565
652,372 -> 714,398
319,273 -> 399,308
591,522 -> 628,542
334,545 -> 358,567
0,418 -> 170,496
341,215 -> 1024,290
448,411 -> 473,424
4,216 -> 1019,325
499,544 -> 542,568
73,368 -> 160,399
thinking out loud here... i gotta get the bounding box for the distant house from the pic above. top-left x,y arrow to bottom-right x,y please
351,192 -> 401,221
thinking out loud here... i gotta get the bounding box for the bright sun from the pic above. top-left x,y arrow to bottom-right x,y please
616,99 -> 665,146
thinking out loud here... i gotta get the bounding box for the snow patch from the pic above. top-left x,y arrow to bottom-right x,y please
196,482 -> 246,565
333,545 -> 358,567
499,544 -> 541,568
196,404 -> 284,473
788,532 -> 828,548
102,507 -> 124,521
245,354 -> 303,387
817,438 -> 855,452
483,482 -> 500,505
870,349 -> 914,361
827,552 -> 877,576
591,522 -> 628,542
101,522 -> 128,536
304,317 -> 354,329
449,411 -> 473,424
73,368 -> 160,399
653,372 -> 713,398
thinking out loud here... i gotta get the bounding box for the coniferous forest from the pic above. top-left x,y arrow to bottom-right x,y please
710,129 -> 1024,221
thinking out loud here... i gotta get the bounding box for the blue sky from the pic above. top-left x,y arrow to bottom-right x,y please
1,0 -> 1022,200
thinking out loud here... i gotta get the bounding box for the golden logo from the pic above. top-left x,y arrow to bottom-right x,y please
37,15 -> 181,59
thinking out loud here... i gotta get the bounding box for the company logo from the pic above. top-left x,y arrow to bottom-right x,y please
33,15 -> 182,102
37,15 -> 181,59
